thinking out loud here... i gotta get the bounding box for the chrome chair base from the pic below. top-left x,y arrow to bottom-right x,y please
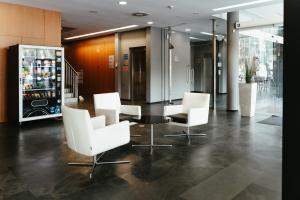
68,153 -> 130,179
164,128 -> 206,140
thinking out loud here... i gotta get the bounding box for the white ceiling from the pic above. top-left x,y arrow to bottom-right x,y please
202,2 -> 284,41
0,0 -> 283,41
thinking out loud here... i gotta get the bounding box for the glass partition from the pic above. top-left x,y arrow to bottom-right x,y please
239,25 -> 283,115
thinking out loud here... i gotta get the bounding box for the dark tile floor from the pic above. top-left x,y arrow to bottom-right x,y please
0,96 -> 282,200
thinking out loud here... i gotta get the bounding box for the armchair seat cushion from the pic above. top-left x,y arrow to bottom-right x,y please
120,114 -> 140,121
169,113 -> 188,124
119,114 -> 134,121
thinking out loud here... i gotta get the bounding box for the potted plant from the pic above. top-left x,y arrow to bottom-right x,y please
239,57 -> 257,117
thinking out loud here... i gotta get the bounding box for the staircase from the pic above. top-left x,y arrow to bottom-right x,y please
64,88 -> 78,103
64,60 -> 80,104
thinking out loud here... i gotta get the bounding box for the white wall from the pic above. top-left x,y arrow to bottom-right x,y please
146,27 -> 163,103
147,27 -> 191,102
115,27 -> 191,103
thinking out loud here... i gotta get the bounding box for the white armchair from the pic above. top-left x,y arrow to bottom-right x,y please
93,92 -> 141,125
163,92 -> 210,139
62,106 -> 130,179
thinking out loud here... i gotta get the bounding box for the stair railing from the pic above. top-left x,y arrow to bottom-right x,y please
65,60 -> 79,100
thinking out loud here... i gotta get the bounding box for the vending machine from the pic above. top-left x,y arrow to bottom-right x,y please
7,44 -> 64,123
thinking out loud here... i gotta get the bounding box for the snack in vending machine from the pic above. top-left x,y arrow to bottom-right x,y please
55,105 -> 60,114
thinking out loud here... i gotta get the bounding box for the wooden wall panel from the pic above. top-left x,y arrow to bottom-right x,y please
44,11 -> 61,46
64,35 -> 115,97
0,2 -> 61,122
21,37 -> 45,46
22,7 -> 45,38
0,3 -> 45,38
0,3 -> 22,36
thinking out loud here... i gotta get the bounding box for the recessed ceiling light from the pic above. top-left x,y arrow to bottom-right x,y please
212,0 -> 273,11
132,12 -> 149,17
200,32 -> 224,38
118,1 -> 127,5
185,28 -> 191,32
147,21 -> 154,25
65,25 -> 138,40
167,5 -> 174,9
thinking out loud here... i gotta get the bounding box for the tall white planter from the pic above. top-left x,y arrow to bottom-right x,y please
239,83 -> 257,117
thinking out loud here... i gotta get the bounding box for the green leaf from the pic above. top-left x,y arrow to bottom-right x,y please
243,57 -> 255,83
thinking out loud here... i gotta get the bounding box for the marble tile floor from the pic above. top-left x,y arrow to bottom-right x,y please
0,99 -> 282,200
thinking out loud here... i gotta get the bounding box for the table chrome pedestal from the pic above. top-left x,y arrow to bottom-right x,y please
131,115 -> 172,154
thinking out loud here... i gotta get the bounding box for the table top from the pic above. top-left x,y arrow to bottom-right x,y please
127,115 -> 169,124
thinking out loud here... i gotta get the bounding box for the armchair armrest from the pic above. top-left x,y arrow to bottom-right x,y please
188,107 -> 209,126
120,105 -> 141,116
95,108 -> 119,125
91,121 -> 130,154
91,115 -> 105,130
163,105 -> 183,116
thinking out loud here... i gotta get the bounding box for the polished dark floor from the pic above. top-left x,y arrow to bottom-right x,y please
0,95 -> 282,200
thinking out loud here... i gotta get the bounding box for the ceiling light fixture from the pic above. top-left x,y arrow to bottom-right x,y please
200,32 -> 224,38
240,29 -> 283,44
189,37 -> 204,40
89,10 -> 98,14
200,32 -> 213,36
65,25 -> 138,40
132,12 -> 149,17
118,1 -> 127,5
147,21 -> 154,25
212,0 -> 273,11
185,28 -> 191,32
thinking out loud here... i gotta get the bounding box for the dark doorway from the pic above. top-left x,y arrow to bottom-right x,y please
130,46 -> 146,101
191,41 -> 214,107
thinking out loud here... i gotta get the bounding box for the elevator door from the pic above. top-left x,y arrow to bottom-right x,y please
130,47 -> 146,101
194,54 -> 212,93
201,55 -> 213,93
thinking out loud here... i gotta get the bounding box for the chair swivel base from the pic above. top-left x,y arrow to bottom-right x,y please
68,153 -> 130,179
164,130 -> 206,137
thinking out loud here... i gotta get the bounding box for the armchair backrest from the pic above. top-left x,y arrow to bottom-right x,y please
93,92 -> 121,111
182,92 -> 210,113
62,106 -> 93,156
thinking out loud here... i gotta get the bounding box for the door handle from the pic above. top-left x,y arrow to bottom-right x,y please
191,68 -> 194,84
186,68 -> 189,83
